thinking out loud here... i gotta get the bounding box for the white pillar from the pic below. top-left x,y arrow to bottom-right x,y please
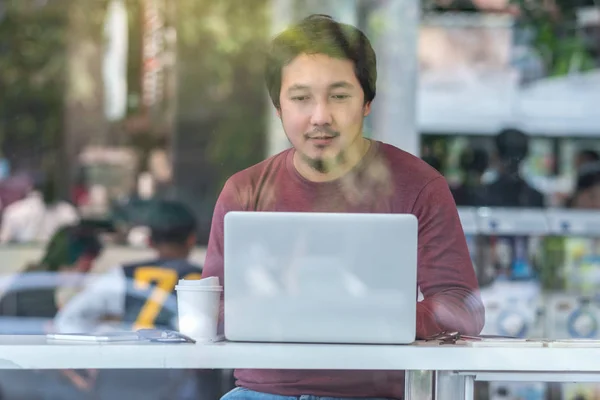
369,0 -> 420,156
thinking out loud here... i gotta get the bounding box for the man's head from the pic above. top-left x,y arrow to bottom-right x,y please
494,129 -> 529,175
572,161 -> 600,209
575,149 -> 600,171
30,173 -> 58,205
41,225 -> 103,273
147,200 -> 197,258
265,14 -> 377,177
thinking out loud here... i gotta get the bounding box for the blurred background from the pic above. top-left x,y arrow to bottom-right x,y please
0,0 -> 600,399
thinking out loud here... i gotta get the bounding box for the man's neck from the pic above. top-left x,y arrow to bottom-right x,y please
156,246 -> 190,260
294,138 -> 371,183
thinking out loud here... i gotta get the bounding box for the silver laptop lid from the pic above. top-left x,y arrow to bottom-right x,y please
224,212 -> 418,344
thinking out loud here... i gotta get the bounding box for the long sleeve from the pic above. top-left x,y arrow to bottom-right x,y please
411,177 -> 485,338
0,205 -> 19,243
54,267 -> 127,333
202,179 -> 244,324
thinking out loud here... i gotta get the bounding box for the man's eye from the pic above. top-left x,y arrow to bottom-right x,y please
291,96 -> 309,101
331,94 -> 350,100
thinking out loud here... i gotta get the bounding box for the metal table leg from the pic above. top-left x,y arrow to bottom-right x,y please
463,374 -> 475,400
434,371 -> 476,400
404,370 -> 433,400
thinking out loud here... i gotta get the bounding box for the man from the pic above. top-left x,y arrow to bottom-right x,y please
478,128 -> 545,208
524,148 -> 599,206
0,224 -> 103,399
451,147 -> 488,206
575,150 -> 600,171
203,14 -> 484,400
0,177 -> 79,244
568,161 -> 600,209
54,201 -> 217,400
54,200 -> 202,332
0,224 -> 102,320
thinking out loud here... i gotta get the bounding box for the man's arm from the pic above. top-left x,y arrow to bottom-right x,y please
54,268 -> 127,333
0,207 -> 16,244
412,177 -> 485,338
201,179 -> 244,323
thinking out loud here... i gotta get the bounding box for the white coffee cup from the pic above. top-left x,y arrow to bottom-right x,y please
175,284 -> 222,342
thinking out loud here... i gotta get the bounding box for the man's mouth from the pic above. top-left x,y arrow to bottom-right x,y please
309,135 -> 336,140
308,136 -> 337,145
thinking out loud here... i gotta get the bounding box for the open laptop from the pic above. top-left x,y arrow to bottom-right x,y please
223,212 -> 418,344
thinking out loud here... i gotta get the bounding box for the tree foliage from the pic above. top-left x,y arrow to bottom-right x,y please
175,0 -> 269,186
0,1 -> 67,171
163,0 -> 270,242
508,0 -> 595,76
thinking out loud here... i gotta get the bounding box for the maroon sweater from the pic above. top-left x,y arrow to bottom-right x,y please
203,141 -> 485,399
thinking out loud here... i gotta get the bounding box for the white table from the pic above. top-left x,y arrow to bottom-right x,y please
2,336 -> 600,399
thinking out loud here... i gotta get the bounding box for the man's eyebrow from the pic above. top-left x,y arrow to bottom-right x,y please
286,81 -> 355,92
329,81 -> 354,89
287,84 -> 310,92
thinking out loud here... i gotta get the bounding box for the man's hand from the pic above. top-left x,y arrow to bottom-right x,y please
61,369 -> 98,392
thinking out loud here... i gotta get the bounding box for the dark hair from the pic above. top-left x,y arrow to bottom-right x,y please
265,14 -> 377,108
148,201 -> 197,245
576,161 -> 600,192
494,128 -> 530,175
495,129 -> 529,160
577,149 -> 600,164
31,173 -> 58,205
40,225 -> 103,272
40,179 -> 58,205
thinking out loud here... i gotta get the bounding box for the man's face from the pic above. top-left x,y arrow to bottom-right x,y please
75,254 -> 98,273
277,53 -> 371,172
573,185 -> 600,209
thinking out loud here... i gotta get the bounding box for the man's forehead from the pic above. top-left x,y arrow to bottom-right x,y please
286,81 -> 355,92
282,54 -> 356,76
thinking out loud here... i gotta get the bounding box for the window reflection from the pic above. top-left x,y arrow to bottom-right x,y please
0,0 -> 599,399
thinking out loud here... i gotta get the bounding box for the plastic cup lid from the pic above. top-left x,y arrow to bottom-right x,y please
175,285 -> 222,292
178,277 -> 219,286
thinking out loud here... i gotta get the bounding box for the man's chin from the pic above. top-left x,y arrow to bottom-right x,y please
302,153 -> 344,174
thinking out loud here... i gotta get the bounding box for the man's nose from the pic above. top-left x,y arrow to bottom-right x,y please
310,100 -> 333,126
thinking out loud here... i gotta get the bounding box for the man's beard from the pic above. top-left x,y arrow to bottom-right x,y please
302,151 -> 346,174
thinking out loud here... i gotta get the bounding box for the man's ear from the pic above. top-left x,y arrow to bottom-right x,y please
363,102 -> 372,117
276,107 -> 282,118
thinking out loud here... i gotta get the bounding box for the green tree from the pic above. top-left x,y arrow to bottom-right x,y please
0,1 -> 67,172
0,0 -> 109,196
176,0 -> 268,186
173,0 -> 269,242
510,0 -> 596,76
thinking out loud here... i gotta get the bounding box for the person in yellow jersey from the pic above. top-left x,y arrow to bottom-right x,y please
54,200 -> 202,333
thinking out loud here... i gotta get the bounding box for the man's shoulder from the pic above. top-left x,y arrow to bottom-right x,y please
377,141 -> 443,186
226,148 -> 291,189
120,259 -> 165,276
3,196 -> 36,216
121,259 -> 160,269
121,259 -> 202,278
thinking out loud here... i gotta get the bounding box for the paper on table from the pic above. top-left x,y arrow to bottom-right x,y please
545,339 -> 600,348
46,332 -> 142,342
465,339 -> 545,347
